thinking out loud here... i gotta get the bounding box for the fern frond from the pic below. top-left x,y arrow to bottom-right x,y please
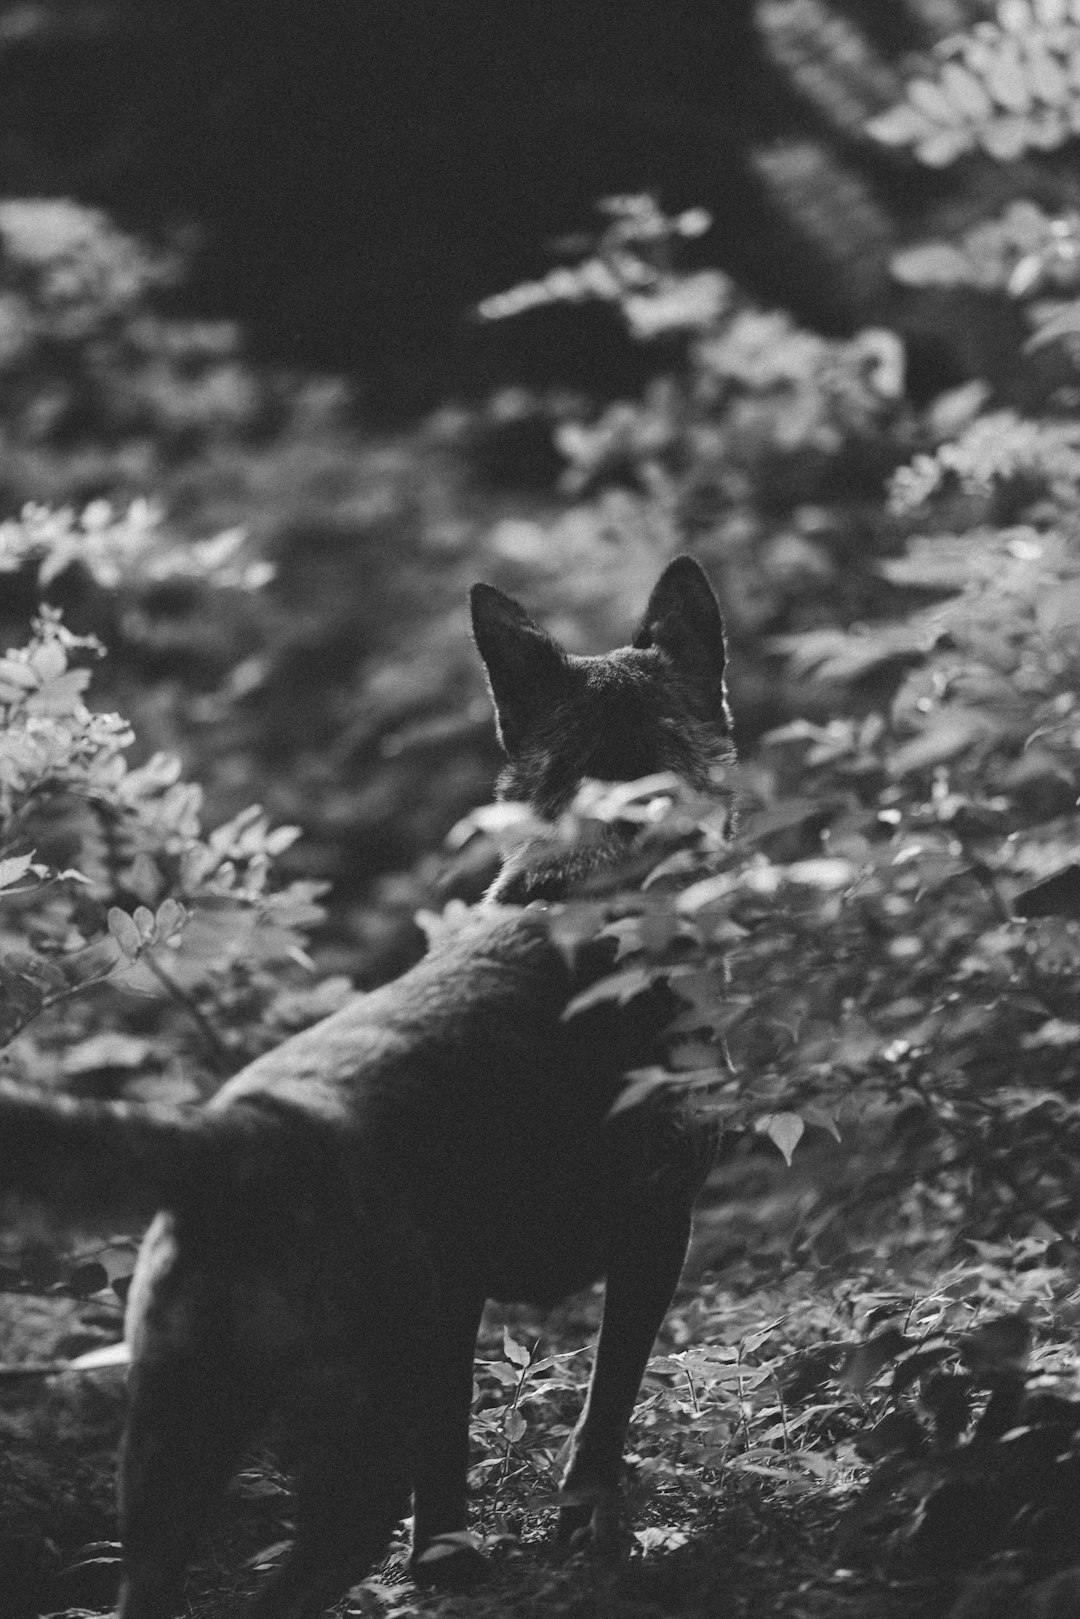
868,0 -> 1080,166
752,143 -> 894,304
757,0 -> 905,136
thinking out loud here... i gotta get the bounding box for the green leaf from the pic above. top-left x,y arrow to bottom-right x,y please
866,103 -> 933,146
0,853 -> 37,891
940,62 -> 994,122
888,711 -> 995,778
154,897 -> 187,941
1027,299 -> 1080,348
908,78 -> 967,126
979,114 -> 1036,159
107,907 -> 144,960
984,39 -> 1033,112
502,1329 -> 531,1368
915,128 -> 975,167
68,1341 -> 131,1371
133,905 -> 157,944
755,1112 -> 805,1166
891,243 -> 975,288
562,966 -> 654,1020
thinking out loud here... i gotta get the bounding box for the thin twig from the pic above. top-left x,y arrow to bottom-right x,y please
141,952 -> 233,1076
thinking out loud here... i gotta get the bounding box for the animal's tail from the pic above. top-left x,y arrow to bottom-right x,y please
0,1083 -> 286,1222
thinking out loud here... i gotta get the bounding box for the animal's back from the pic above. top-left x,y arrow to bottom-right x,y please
212,905 -> 639,1305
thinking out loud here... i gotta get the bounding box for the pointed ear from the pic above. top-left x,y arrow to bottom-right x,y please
470,583 -> 570,754
633,555 -> 726,697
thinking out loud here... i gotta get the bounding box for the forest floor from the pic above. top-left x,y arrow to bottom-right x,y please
0,1130 -> 1004,1619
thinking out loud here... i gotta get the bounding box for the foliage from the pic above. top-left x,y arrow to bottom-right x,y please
477,195 -> 723,341
473,198 -> 922,765
888,408 -> 1080,511
461,153 -> 1080,1595
462,1246 -> 1080,1596
0,198 -> 358,512
868,0 -> 1080,167
8,76 -> 1080,1615
0,504 -> 347,1091
891,199 -> 1080,297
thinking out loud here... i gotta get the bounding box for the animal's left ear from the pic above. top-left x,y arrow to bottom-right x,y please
471,582 -> 571,754
633,555 -> 726,699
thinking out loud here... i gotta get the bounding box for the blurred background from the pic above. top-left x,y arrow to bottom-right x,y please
1,0 -> 1077,984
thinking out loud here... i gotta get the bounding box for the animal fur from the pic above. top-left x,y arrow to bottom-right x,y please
0,555 -> 734,1619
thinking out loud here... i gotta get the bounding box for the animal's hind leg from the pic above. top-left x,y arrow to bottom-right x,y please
242,1367 -> 411,1619
410,1285 -> 486,1587
118,1350 -> 264,1619
556,1199 -> 696,1556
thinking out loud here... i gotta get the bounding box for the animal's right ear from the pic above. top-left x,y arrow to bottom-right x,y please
633,555 -> 727,703
470,583 -> 570,754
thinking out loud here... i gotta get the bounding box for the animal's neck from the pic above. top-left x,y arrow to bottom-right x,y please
486,818 -> 634,907
485,772 -> 736,908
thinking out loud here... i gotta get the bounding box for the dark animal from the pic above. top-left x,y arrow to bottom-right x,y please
0,556 -> 734,1619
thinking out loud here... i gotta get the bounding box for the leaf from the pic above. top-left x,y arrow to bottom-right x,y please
1021,1018 -> 1080,1048
940,61 -> 994,122
107,907 -> 143,960
1026,41 -> 1068,103
908,77 -> 966,126
133,905 -> 157,944
0,853 -> 36,891
888,711 -> 994,778
999,0 -> 1034,29
0,655 -> 38,690
154,897 -> 187,941
1027,298 -> 1080,348
562,966 -> 654,1020
891,243 -> 975,288
502,1329 -> 531,1368
1036,577 -> 1080,632
985,40 -> 1034,112
63,1033 -> 152,1075
915,127 -> 976,166
635,1527 -> 690,1553
800,1105 -> 842,1141
26,669 -> 90,716
504,1410 -> 527,1442
866,103 -> 934,146
783,858 -> 858,890
755,1112 -> 805,1166
29,640 -> 66,682
413,1532 -> 484,1570
979,114 -> 1037,159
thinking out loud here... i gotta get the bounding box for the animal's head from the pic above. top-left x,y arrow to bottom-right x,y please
470,556 -> 734,819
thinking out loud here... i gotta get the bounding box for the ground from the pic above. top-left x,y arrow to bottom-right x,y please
0,1133 -> 985,1619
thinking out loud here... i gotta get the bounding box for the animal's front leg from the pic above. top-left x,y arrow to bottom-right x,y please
410,1286 -> 487,1588
556,1202 -> 695,1557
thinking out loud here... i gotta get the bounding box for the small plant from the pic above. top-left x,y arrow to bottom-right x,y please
0,505 -> 346,1084
477,194 -> 726,341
